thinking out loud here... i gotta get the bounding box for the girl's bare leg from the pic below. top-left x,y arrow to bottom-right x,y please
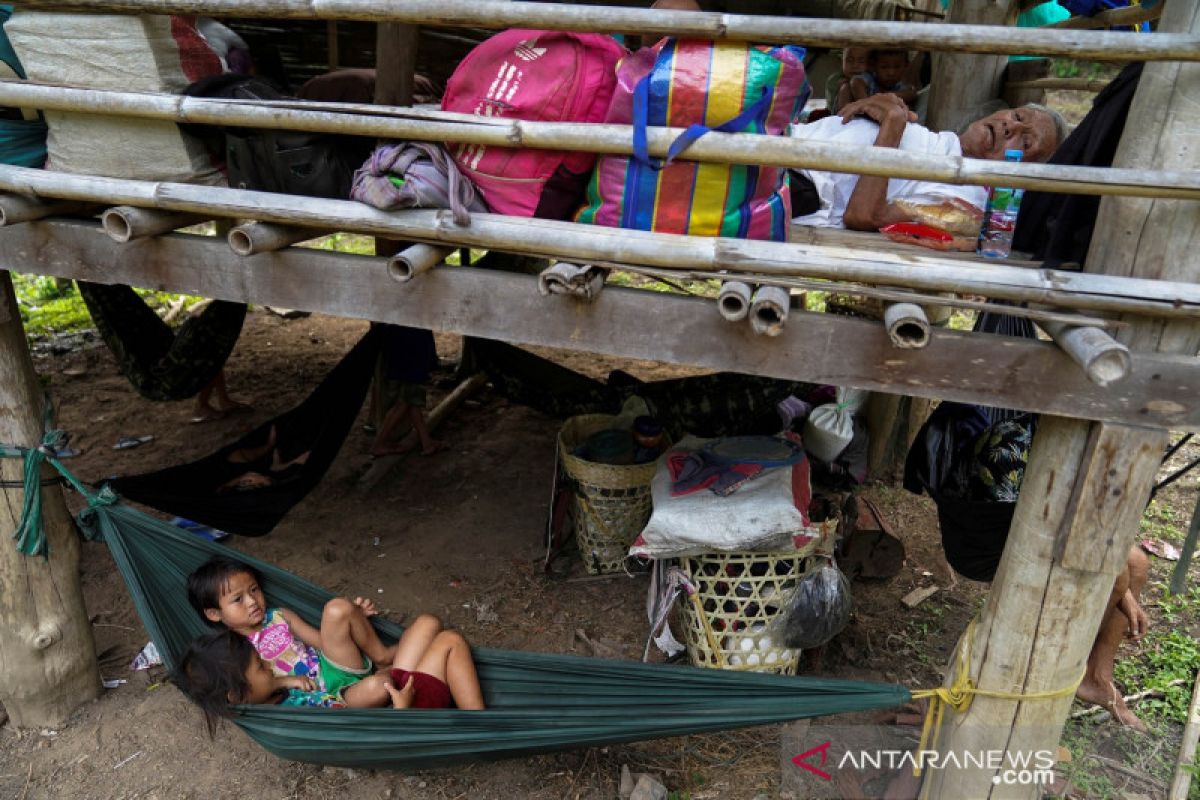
389,614 -> 443,671
319,598 -> 397,667
341,673 -> 393,707
413,630 -> 485,710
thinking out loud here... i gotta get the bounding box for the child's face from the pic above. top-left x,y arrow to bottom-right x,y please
239,654 -> 279,704
873,53 -> 908,88
203,570 -> 267,635
842,48 -> 869,77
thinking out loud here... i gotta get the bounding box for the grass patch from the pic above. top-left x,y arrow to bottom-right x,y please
12,273 -> 203,339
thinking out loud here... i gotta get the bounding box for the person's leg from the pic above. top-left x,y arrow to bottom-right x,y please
193,370 -> 250,421
228,425 -> 277,464
340,673 -> 393,708
318,598 -> 397,667
407,407 -> 446,456
411,630 -> 485,710
1076,547 -> 1149,731
369,399 -> 413,455
389,613 -> 443,671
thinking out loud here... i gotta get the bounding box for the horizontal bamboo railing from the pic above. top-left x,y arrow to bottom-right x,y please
1049,3 -> 1163,30
4,82 -> 1198,200
11,0 -> 1200,60
1006,77 -> 1111,93
1,165 -> 1197,320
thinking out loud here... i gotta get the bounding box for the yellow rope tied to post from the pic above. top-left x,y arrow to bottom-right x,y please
908,619 -> 1085,777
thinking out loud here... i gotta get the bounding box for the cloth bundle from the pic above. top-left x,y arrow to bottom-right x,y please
351,141 -> 486,225
630,435 -> 820,559
803,387 -> 869,463
6,11 -> 225,183
576,39 -> 809,241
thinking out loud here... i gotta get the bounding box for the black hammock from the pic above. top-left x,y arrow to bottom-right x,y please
77,282 -> 247,402
109,327 -> 380,536
65,480 -> 911,769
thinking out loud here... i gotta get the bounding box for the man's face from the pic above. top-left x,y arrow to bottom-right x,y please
959,107 -> 1059,162
872,53 -> 907,88
842,47 -> 869,78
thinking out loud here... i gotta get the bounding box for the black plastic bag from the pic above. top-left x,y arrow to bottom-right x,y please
770,559 -> 852,650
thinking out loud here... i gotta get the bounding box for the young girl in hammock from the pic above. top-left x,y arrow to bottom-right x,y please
181,556 -> 485,717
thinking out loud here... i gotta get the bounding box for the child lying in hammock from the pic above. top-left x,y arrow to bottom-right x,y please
179,556 -> 484,728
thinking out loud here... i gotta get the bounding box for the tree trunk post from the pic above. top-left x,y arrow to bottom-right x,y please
926,0 -> 1200,794
0,271 -> 101,728
927,0 -> 1019,133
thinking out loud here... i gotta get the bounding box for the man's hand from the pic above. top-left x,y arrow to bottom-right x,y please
353,596 -> 380,617
279,675 -> 316,692
838,92 -> 916,127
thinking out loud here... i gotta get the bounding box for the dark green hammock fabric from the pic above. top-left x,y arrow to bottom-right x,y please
76,282 -> 246,402
63,481 -> 911,769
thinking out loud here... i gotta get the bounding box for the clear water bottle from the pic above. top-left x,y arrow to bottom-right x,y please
977,149 -> 1025,259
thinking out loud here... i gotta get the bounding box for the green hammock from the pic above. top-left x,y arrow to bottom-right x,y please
50,467 -> 911,769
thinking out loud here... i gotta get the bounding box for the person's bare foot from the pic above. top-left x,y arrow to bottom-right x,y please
370,435 -> 418,459
419,439 -> 448,456
190,404 -> 226,424
1077,679 -> 1148,733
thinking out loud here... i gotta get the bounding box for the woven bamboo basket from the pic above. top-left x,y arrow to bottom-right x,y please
677,513 -> 839,675
558,414 -> 659,575
678,550 -> 810,674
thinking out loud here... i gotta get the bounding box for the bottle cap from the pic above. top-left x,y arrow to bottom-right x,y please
1004,148 -> 1023,161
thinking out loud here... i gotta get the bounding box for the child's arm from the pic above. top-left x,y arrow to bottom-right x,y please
849,76 -> 870,102
279,608 -> 324,650
384,675 -> 416,709
277,674 -> 316,692
835,80 -> 854,113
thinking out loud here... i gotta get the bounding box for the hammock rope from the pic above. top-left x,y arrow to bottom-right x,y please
909,619 -> 1084,777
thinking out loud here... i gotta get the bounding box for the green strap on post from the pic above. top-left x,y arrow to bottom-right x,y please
0,401 -> 98,556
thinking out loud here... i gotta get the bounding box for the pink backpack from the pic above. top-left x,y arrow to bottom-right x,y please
442,29 -> 625,219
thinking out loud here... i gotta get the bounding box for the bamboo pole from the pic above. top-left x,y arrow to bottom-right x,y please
750,285 -> 790,337
1006,78 -> 1111,92
883,302 -> 931,349
0,171 -> 1197,319
227,222 -> 329,255
0,195 -> 90,225
1050,3 -> 1162,29
1038,321 -> 1132,387
717,280 -> 752,322
3,82 -> 1199,200
11,0 -> 1200,60
100,206 -> 209,242
387,243 -> 454,282
618,261 -> 1126,329
1170,670 -> 1200,800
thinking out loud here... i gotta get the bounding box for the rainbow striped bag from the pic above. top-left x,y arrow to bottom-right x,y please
575,40 -> 808,241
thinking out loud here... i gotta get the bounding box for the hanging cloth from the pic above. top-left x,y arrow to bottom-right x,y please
109,327 -> 380,536
76,282 -> 247,402
1012,62 -> 1143,268
63,480 -> 911,769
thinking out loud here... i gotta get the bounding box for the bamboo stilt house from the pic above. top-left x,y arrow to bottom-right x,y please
0,0 -> 1197,795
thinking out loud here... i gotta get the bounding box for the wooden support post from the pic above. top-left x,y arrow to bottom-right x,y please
0,272 -> 101,727
927,0 -> 1200,793
927,0 -> 1020,134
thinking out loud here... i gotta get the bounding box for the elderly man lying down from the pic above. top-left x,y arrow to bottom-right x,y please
791,93 -> 1067,238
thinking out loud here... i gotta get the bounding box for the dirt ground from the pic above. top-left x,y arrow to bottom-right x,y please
0,308 -> 1195,799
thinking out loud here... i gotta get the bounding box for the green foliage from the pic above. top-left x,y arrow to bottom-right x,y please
307,232 -> 376,255
12,272 -> 202,338
1113,583 -> 1200,725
